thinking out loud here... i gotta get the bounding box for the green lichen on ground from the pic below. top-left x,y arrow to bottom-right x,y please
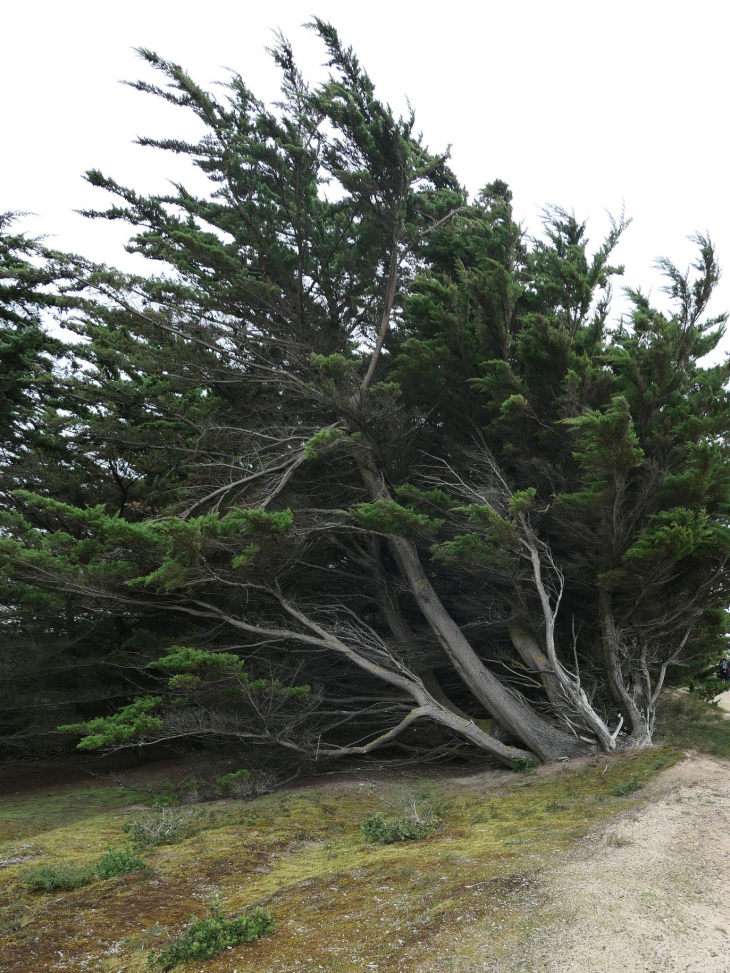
0,748 -> 684,972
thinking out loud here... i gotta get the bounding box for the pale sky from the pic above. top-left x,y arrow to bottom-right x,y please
3,0 -> 730,342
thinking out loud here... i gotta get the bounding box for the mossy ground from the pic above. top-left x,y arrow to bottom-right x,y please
655,688 -> 730,758
0,784 -> 142,844
0,747 -> 686,972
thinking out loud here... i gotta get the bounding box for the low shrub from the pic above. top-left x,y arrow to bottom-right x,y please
96,846 -> 147,878
149,782 -> 179,808
214,767 -> 278,800
147,895 -> 274,970
361,812 -> 430,843
361,789 -> 442,844
513,757 -> 539,774
215,768 -> 250,793
22,864 -> 95,891
613,773 -> 642,796
23,845 -> 148,892
141,767 -> 278,807
123,807 -> 204,849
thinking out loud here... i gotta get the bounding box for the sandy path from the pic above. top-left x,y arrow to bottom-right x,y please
533,755 -> 730,973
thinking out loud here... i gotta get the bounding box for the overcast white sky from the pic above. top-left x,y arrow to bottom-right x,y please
3,1 -> 730,341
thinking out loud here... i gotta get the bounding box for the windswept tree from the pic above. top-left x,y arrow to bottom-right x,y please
2,22 -> 729,767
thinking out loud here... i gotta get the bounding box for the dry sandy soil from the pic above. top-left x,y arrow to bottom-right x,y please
529,695 -> 730,973
531,754 -> 730,973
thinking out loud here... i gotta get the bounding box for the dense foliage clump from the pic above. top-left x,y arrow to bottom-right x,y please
148,896 -> 274,970
361,811 -> 440,844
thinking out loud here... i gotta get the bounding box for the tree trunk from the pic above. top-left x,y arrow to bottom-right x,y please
357,459 -> 589,761
508,619 -> 572,709
599,589 -> 651,745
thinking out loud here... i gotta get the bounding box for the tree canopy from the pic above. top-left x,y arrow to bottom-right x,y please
2,21 -> 729,768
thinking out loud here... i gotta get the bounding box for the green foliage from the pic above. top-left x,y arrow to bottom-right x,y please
508,487 -> 537,514
22,863 -> 95,891
147,895 -> 274,970
395,484 -> 459,510
613,774 -> 642,796
231,544 -> 260,570
95,846 -> 147,878
59,697 -> 163,750
622,508 -> 724,564
21,845 -> 145,890
500,393 -> 529,419
360,792 -> 441,844
360,811 -> 440,844
303,427 -> 348,459
512,757 -> 539,774
225,507 -> 294,538
309,353 -> 361,379
215,769 -> 250,793
432,503 -> 518,567
148,646 -> 245,676
349,499 -> 443,537
431,532 -> 513,567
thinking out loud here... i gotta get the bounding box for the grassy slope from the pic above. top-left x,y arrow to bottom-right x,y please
0,745 -> 692,973
655,689 -> 730,758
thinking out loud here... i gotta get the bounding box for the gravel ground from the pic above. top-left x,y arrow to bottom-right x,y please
532,754 -> 730,973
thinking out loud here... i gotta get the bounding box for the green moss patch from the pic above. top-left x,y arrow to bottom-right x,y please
0,748 -> 682,972
0,784 -> 144,843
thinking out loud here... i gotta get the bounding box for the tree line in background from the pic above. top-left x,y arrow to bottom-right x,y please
2,21 -> 730,770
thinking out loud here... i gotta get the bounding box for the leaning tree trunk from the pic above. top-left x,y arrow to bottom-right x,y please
599,590 -> 653,745
357,458 -> 589,761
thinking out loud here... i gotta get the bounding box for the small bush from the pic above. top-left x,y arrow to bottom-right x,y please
148,895 -> 274,970
513,757 -> 539,774
215,768 -> 250,794
361,790 -> 441,844
22,864 -> 95,891
96,846 -> 147,879
179,780 -> 200,803
216,767 -> 278,800
149,782 -> 179,808
687,673 -> 730,704
605,831 -> 633,847
361,808 -> 440,844
123,807 -> 204,849
613,773 -> 642,796
143,768 -> 278,807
